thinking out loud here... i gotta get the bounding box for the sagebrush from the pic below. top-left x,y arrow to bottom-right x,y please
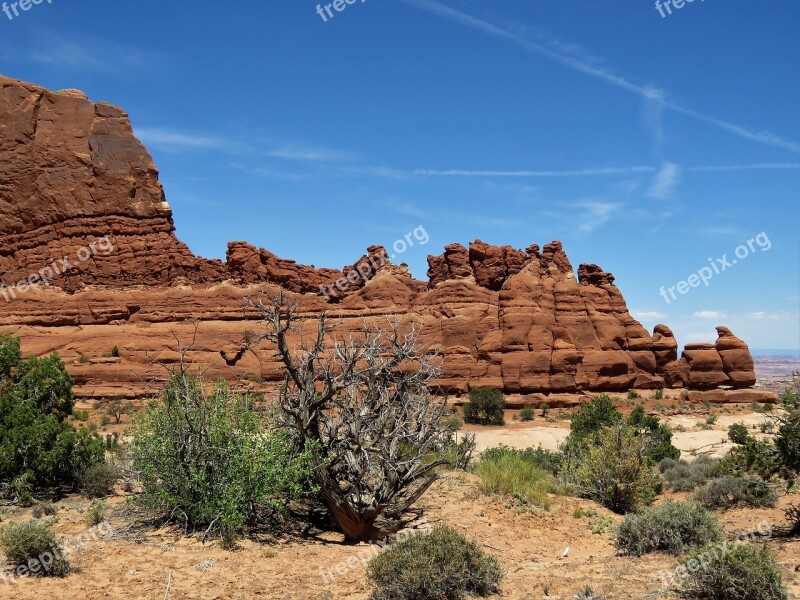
130,372 -> 314,542
367,525 -> 503,600
615,500 -> 722,556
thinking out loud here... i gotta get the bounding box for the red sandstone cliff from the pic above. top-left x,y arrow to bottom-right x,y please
0,74 -> 759,399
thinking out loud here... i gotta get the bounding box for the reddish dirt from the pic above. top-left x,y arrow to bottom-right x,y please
1,475 -> 797,599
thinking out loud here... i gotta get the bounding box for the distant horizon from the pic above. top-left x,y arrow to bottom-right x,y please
750,348 -> 800,357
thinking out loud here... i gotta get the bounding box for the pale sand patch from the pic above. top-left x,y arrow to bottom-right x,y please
467,412 -> 771,459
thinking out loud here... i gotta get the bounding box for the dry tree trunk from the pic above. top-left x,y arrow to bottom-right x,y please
244,293 -> 450,542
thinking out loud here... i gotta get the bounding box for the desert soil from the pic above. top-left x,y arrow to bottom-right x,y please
1,477 -> 798,599
2,408 -> 798,599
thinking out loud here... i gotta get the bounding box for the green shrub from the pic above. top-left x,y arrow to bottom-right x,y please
627,405 -> 681,463
85,500 -> 107,526
694,476 -> 778,510
568,395 -> 621,443
539,403 -> 550,418
0,336 -> 105,500
570,425 -> 660,514
783,504 -> 799,536
32,502 -> 57,519
615,501 -> 722,556
463,387 -> 505,426
678,543 -> 787,600
775,388 -> 799,477
573,507 -> 598,519
481,445 -> 562,476
728,423 -> 750,445
627,390 -> 640,400
587,515 -> 614,534
130,373 -> 314,542
658,457 -> 681,473
0,520 -> 70,576
715,388 -> 798,484
72,409 -> 89,422
520,406 -> 534,422
105,432 -> 120,452
523,446 -> 563,476
660,456 -> 721,492
110,345 -> 120,358
476,447 -> 556,510
77,461 -> 119,498
653,388 -> 664,400
366,525 -> 503,600
719,437 -> 776,480
574,587 -> 607,600
441,432 -> 476,471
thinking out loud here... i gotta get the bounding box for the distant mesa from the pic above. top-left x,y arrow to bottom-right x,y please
0,74 -> 761,399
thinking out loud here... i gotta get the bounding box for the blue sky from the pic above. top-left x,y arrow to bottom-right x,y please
1,0 -> 798,351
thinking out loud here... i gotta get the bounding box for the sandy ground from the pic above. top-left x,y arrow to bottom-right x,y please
1,476 -> 798,600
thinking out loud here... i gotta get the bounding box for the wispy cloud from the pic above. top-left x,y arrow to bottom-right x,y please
573,200 -> 623,232
352,161 -> 796,181
266,143 -> 356,162
411,166 -> 655,177
702,226 -> 746,237
134,128 -> 226,150
647,162 -> 680,199
642,86 -> 666,148
689,163 -> 800,172
634,311 -> 667,321
12,31 -> 159,75
381,200 -> 433,220
401,0 -> 800,154
747,311 -> 789,321
694,310 -> 726,319
382,199 -> 520,229
133,128 -> 355,165
230,163 -> 308,181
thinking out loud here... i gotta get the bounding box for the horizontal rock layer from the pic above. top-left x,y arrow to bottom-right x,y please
0,74 -> 758,398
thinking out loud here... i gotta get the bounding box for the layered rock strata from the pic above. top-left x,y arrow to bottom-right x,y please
0,74 -> 761,400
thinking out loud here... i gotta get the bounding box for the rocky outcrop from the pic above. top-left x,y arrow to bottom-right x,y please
226,242 -> 389,298
0,76 -> 226,290
662,327 -> 757,390
0,74 -> 760,399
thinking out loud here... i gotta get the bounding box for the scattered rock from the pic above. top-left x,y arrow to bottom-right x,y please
194,558 -> 214,572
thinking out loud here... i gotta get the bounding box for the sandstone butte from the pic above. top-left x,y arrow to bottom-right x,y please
0,74 -> 773,406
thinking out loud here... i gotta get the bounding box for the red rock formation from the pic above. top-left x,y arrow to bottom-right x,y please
0,77 -> 225,290
0,74 -> 761,399
662,326 -> 757,390
225,241 -> 389,298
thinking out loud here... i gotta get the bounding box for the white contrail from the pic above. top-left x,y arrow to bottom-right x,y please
401,0 -> 800,154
